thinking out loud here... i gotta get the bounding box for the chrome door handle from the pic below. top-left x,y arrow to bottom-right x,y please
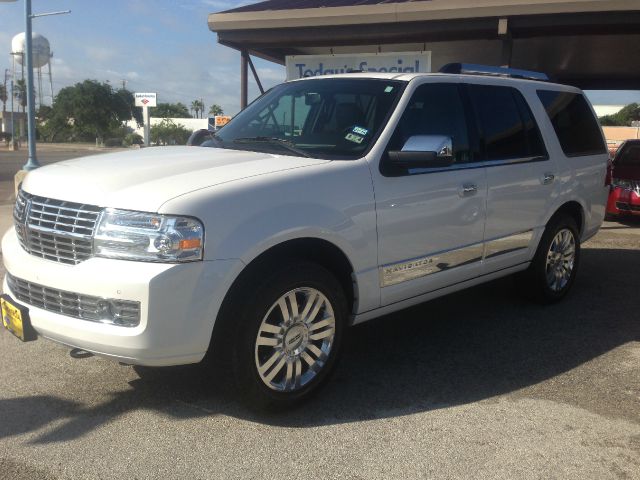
460,183 -> 478,197
542,173 -> 555,185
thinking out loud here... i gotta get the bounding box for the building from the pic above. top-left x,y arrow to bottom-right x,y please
209,0 -> 640,108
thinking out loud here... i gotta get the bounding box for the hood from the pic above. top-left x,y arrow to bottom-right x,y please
21,146 -> 329,212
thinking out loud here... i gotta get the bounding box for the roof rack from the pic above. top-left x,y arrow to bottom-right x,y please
439,63 -> 549,82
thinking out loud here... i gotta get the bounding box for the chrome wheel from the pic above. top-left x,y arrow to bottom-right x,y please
254,287 -> 336,392
545,228 -> 576,292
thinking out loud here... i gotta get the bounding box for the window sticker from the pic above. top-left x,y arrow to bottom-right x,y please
345,133 -> 365,144
385,86 -> 394,93
352,126 -> 369,136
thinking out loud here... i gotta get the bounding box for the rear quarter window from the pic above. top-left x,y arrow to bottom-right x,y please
537,90 -> 606,157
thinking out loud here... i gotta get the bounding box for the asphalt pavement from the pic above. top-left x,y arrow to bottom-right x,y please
0,144 -> 639,479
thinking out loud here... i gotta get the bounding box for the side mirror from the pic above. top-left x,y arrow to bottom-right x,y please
388,135 -> 454,169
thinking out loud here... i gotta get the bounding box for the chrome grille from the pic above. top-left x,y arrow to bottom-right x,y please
14,190 -> 102,265
7,274 -> 141,327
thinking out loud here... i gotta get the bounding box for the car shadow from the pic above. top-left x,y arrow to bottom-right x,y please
0,247 -> 638,442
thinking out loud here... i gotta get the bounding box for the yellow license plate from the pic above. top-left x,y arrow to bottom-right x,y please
1,295 -> 36,342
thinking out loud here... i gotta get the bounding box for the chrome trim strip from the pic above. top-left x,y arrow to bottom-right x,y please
397,155 -> 549,176
380,242 -> 484,287
483,230 -> 534,260
379,230 -> 534,288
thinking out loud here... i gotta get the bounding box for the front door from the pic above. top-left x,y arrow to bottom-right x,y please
371,81 -> 487,306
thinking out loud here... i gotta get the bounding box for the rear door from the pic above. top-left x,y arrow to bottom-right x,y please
466,82 -> 555,272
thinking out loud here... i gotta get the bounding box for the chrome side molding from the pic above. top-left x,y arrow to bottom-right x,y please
380,243 -> 484,287
380,230 -> 534,287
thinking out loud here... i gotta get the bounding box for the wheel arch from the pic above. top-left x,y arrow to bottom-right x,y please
208,237 -> 357,360
548,200 -> 585,235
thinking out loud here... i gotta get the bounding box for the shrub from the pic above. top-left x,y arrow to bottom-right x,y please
123,133 -> 143,146
104,137 -> 123,147
150,119 -> 192,146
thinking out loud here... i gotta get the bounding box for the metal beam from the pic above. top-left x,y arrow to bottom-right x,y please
246,54 -> 264,95
240,50 -> 249,110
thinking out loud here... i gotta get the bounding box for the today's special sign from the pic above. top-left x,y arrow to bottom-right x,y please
285,52 -> 431,80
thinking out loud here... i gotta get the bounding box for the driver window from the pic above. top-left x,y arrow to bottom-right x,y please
387,83 -> 472,164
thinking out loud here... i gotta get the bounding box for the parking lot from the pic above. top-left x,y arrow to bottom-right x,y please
0,145 -> 639,479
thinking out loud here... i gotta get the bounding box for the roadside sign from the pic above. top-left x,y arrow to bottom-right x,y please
135,93 -> 157,147
214,115 -> 232,128
134,92 -> 157,108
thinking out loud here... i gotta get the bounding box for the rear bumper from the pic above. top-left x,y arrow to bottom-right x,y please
606,187 -> 640,217
2,228 -> 243,366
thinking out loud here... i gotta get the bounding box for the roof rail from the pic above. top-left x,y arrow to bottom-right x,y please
439,63 -> 549,82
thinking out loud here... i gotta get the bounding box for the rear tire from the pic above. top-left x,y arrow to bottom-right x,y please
219,261 -> 347,410
523,215 -> 581,304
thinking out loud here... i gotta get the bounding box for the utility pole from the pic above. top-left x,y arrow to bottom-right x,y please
23,0 -> 38,170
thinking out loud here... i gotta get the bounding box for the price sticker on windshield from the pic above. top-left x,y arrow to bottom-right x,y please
345,126 -> 369,144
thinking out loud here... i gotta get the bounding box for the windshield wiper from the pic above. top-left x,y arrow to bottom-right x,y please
233,136 -> 313,158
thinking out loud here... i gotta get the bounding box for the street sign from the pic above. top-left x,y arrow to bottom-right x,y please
135,93 -> 157,147
134,92 -> 157,108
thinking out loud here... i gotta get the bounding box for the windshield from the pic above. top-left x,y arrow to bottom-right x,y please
616,142 -> 640,167
209,78 -> 406,159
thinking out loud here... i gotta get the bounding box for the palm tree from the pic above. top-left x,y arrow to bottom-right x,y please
190,100 -> 202,119
209,104 -> 223,116
15,79 -> 27,113
191,99 -> 206,119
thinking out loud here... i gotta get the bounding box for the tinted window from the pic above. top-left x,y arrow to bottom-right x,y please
616,142 -> 640,166
537,90 -> 606,157
386,83 -> 472,165
469,85 -> 546,161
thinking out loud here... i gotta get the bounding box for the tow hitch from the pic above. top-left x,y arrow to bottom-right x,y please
69,348 -> 94,359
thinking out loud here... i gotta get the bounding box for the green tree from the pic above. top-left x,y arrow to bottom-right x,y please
190,99 -> 204,119
208,104 -> 224,116
0,84 -> 7,113
600,103 -> 640,127
15,79 -> 27,112
115,88 -> 144,127
43,80 -> 141,143
150,102 -> 191,118
150,118 -> 191,146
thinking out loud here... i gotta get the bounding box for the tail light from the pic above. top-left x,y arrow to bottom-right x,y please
605,162 -> 612,187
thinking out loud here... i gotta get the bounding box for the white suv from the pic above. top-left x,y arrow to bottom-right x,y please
2,65 -> 609,407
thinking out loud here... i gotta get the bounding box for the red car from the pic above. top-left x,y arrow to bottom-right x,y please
606,139 -> 640,219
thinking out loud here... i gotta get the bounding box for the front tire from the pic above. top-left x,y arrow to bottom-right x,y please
227,261 -> 347,409
524,215 -> 581,303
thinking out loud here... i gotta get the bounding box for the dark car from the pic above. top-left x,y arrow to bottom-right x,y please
606,139 -> 640,219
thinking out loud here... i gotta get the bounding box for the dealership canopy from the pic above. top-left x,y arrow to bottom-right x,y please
209,0 -> 640,107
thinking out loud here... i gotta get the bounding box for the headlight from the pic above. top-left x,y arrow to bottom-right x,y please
94,209 -> 204,263
612,178 -> 632,190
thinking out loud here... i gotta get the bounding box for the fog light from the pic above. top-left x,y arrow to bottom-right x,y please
95,299 -> 140,327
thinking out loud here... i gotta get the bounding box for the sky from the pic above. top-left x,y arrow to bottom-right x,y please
0,0 -> 285,116
0,0 -> 638,114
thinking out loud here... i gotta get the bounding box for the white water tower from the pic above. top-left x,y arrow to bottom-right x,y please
11,32 -> 54,107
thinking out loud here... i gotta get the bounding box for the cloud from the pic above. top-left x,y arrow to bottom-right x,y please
84,46 -> 118,63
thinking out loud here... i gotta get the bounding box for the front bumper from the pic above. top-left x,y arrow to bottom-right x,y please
2,228 -> 242,366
